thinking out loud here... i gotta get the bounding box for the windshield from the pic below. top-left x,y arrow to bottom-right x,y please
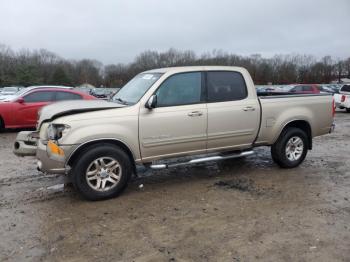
112,73 -> 162,104
13,87 -> 30,97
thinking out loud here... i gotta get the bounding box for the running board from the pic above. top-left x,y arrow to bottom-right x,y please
150,150 -> 254,170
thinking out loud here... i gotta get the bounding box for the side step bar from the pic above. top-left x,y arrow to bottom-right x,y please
150,150 -> 254,170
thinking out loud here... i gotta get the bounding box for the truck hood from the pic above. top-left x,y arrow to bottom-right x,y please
38,100 -> 125,125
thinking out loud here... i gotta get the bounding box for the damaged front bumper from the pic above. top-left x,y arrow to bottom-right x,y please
13,131 -> 73,174
13,131 -> 38,157
36,139 -> 71,174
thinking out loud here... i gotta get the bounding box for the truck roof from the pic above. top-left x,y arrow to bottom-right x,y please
144,66 -> 246,74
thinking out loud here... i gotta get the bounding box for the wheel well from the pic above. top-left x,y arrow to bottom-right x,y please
0,116 -> 4,129
67,139 -> 136,173
283,120 -> 312,149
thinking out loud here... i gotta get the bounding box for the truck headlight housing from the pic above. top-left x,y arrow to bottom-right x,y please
47,124 -> 70,140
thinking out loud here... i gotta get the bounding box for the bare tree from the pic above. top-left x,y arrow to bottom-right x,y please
0,44 -> 349,87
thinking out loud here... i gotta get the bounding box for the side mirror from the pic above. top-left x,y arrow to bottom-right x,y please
145,95 -> 157,109
17,98 -> 24,104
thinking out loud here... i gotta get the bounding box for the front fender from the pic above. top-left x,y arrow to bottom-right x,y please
58,119 -> 140,161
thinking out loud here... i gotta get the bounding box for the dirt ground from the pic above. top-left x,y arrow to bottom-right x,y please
0,112 -> 349,262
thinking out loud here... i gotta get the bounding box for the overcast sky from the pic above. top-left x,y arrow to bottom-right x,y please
1,0 -> 349,64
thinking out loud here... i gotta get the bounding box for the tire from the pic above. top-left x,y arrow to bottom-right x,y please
71,144 -> 133,201
271,127 -> 308,168
346,108 -> 350,113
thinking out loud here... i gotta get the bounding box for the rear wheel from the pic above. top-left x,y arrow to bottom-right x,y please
71,144 -> 132,200
271,127 -> 308,168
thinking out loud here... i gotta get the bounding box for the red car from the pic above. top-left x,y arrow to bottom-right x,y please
287,84 -> 321,94
0,87 -> 96,129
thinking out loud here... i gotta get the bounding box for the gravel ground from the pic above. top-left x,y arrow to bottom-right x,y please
0,111 -> 349,261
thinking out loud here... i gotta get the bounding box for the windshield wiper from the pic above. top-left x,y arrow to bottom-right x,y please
114,97 -> 130,105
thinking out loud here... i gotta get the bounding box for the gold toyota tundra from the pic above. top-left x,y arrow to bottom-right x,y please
13,66 -> 335,200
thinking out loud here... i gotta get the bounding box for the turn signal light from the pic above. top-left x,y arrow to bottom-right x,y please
47,140 -> 65,156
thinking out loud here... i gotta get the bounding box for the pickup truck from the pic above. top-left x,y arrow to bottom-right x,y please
13,66 -> 335,200
334,84 -> 350,112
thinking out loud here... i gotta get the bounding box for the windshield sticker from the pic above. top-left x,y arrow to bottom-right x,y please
142,74 -> 154,80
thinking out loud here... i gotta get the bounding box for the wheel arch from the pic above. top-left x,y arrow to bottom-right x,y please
67,139 -> 136,173
0,115 -> 4,129
277,120 -> 312,149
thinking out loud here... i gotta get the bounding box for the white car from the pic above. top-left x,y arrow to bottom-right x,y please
334,84 -> 350,112
0,86 -> 21,100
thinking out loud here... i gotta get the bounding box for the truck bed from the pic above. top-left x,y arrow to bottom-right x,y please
255,93 -> 333,146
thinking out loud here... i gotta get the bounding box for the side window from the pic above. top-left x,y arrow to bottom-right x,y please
292,86 -> 303,92
302,85 -> 313,91
55,91 -> 82,101
156,72 -> 202,107
23,91 -> 54,103
207,71 -> 247,102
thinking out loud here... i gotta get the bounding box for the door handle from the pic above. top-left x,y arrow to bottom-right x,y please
243,106 -> 256,111
188,111 -> 203,117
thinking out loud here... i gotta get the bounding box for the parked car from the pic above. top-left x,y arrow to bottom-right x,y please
0,86 -> 21,95
0,87 -> 96,129
285,84 -> 321,94
74,87 -> 93,94
0,86 -> 22,100
319,84 -> 341,94
334,84 -> 350,112
90,88 -> 109,99
14,66 -> 334,200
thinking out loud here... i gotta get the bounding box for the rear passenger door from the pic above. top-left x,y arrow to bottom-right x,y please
301,85 -> 318,94
206,71 -> 260,152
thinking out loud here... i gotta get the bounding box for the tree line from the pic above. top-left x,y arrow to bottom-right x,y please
0,44 -> 349,88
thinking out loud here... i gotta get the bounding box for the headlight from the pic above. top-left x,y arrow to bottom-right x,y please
47,124 -> 70,140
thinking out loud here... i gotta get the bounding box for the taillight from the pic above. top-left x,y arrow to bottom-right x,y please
341,95 -> 346,102
332,98 -> 335,117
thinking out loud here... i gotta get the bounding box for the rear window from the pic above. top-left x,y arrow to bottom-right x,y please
341,85 -> 350,92
207,71 -> 247,102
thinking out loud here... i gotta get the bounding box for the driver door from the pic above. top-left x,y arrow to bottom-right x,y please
16,90 -> 55,126
139,72 -> 207,161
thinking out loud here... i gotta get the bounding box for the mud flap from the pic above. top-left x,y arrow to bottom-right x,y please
13,131 -> 39,157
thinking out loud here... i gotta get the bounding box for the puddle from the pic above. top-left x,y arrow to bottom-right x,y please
214,178 -> 255,192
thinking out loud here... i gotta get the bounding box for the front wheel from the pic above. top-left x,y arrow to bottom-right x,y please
71,144 -> 132,200
271,127 -> 308,168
